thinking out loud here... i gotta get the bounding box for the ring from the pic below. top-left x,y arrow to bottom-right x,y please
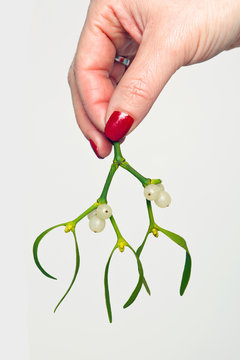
114,55 -> 130,67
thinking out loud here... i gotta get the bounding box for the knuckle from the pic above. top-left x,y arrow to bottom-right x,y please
72,60 -> 82,82
68,60 -> 84,85
124,77 -> 154,103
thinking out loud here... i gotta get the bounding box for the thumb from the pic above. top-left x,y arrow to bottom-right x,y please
104,34 -> 180,142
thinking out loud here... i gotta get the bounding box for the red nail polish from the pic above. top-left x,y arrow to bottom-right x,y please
104,111 -> 134,141
89,139 -> 104,159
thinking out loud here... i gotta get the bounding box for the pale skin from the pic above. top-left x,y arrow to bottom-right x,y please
68,0 -> 240,158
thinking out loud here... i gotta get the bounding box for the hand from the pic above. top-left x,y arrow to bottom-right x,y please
68,0 -> 240,158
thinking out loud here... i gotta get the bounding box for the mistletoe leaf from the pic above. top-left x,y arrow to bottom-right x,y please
123,245 -> 144,309
33,223 -> 66,280
136,231 -> 150,257
54,230 -> 80,312
157,226 -> 192,295
104,245 -> 117,323
143,277 -> 151,295
180,252 -> 191,295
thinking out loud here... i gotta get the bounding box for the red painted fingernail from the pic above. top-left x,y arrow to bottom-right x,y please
89,139 -> 104,159
104,111 -> 134,141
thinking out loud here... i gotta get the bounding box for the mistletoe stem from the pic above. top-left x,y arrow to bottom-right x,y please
109,215 -> 122,239
98,162 -> 119,203
120,161 -> 150,186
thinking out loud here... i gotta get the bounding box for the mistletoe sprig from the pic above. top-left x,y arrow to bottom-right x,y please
33,141 -> 192,322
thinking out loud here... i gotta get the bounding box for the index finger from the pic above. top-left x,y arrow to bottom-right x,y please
73,4 -> 126,132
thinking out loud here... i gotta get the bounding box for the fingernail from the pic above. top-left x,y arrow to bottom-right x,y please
104,111 -> 134,141
89,139 -> 104,159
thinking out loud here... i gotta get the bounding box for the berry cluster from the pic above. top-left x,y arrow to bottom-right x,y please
88,204 -> 112,233
33,141 -> 191,322
144,183 -> 171,207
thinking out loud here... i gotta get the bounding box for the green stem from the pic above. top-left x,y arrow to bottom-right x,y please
136,201 -> 156,257
113,142 -> 149,186
146,200 -> 155,227
120,161 -> 150,186
73,203 -> 98,225
98,162 -> 119,203
113,141 -> 125,163
110,215 -> 122,239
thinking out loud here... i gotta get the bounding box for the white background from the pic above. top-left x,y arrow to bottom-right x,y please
1,1 -> 240,359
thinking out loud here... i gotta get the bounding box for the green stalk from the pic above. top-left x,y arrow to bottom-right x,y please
109,215 -> 122,239
98,162 -> 119,203
113,141 -> 125,163
73,203 -> 98,225
146,200 -> 155,227
136,201 -> 156,257
120,161 -> 150,186
113,142 -> 150,186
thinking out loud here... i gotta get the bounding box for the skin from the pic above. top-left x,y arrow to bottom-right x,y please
68,0 -> 240,158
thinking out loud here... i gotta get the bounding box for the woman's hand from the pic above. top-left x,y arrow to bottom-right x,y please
68,0 -> 240,158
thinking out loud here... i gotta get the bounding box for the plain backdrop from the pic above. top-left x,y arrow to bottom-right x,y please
1,1 -> 240,359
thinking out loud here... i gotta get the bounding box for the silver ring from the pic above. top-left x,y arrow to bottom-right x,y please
114,55 -> 130,67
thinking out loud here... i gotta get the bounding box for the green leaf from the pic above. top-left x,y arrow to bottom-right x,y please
123,245 -> 144,309
157,226 -> 192,295
136,231 -> 150,257
180,252 -> 191,296
33,223 -> 66,280
143,277 -> 151,295
104,246 -> 117,323
54,230 -> 80,312
136,231 -> 151,295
